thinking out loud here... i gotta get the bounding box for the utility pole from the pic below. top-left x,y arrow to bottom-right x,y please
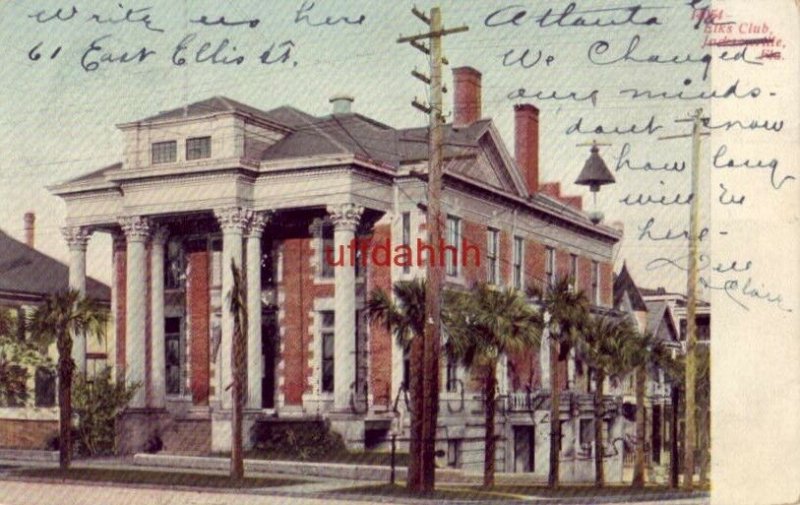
660,109 -> 707,491
398,7 -> 467,493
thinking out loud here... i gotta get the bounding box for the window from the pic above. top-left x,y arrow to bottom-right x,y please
165,317 -> 184,395
487,228 -> 499,285
34,367 -> 56,407
402,348 -> 411,391
320,311 -> 335,393
186,136 -> 211,160
151,140 -> 177,164
513,236 -> 524,290
591,260 -> 600,305
446,356 -> 458,392
320,223 -> 335,279
446,216 -> 460,277
579,419 -> 594,446
447,439 -> 462,468
570,254 -> 578,291
165,238 -> 185,290
401,212 -> 411,274
545,247 -> 556,286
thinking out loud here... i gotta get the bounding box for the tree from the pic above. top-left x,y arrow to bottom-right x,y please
228,259 -> 248,480
445,284 -> 541,488
0,307 -> 51,407
28,290 -> 107,469
651,341 -> 683,489
72,367 -> 138,455
579,315 -> 639,488
367,279 -> 427,491
625,331 -> 657,489
528,275 -> 589,489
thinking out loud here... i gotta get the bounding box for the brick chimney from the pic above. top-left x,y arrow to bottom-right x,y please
452,67 -> 482,127
514,104 -> 539,194
23,212 -> 35,248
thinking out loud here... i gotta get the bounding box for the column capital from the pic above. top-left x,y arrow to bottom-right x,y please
246,211 -> 272,238
119,216 -> 151,242
214,207 -> 249,233
151,226 -> 170,246
327,203 -> 364,231
61,226 -> 91,251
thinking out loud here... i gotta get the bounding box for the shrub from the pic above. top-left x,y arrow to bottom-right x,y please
250,419 -> 348,460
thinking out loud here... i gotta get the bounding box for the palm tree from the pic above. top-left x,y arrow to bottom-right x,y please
528,275 -> 589,489
28,289 -> 107,469
445,284 -> 541,488
579,315 -> 638,488
625,331 -> 656,489
367,279 -> 427,492
651,340 -> 683,489
228,259 -> 247,480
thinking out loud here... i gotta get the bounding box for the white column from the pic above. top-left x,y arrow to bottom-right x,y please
327,203 -> 363,411
120,216 -> 151,408
62,226 -> 91,374
214,207 -> 247,409
149,226 -> 169,409
246,212 -> 270,409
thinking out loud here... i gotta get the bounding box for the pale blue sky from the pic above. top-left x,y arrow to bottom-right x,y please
1,0 -> 713,292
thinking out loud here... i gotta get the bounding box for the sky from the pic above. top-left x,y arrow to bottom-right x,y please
0,0 -> 757,295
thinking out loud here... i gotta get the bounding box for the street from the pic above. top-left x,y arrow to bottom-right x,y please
0,480 -> 711,505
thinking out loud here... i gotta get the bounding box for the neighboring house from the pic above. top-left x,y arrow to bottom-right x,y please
48,66 -> 622,479
0,216 -> 111,449
640,286 -> 711,348
613,264 -> 681,483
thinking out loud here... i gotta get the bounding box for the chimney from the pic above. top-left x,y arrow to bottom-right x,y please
514,104 -> 539,194
329,94 -> 354,114
23,212 -> 35,248
452,67 -> 482,127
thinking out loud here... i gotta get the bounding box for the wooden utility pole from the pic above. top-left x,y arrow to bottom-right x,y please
398,7 -> 467,492
660,109 -> 707,491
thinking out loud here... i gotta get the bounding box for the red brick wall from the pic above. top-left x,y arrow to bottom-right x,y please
499,230 -> 512,285
188,249 -> 210,405
556,358 -> 569,391
0,419 -> 58,449
578,256 -> 593,296
461,220 -> 485,285
508,348 -> 539,391
556,249 -> 571,279
367,224 -> 392,407
525,240 -> 546,291
600,261 -> 614,307
114,244 -> 127,375
280,238 -> 315,405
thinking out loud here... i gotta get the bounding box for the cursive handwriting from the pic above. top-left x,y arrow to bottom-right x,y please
637,217 -> 709,242
501,48 -> 556,68
507,88 -> 599,106
28,6 -> 78,23
484,3 -> 663,29
81,34 -> 156,72
87,4 -> 164,33
620,181 -> 692,206
190,15 -> 261,29
567,116 -> 662,136
620,79 -> 762,100
699,276 -> 792,312
701,117 -> 783,133
588,35 -> 713,81
713,144 -> 794,190
615,143 -> 685,173
295,1 -> 365,27
718,183 -> 745,205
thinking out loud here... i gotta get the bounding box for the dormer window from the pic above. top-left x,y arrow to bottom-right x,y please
186,136 -> 211,160
152,140 -> 177,164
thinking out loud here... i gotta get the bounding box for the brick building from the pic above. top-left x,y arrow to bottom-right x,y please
49,67 -> 622,478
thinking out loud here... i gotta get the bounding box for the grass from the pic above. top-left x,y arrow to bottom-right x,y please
334,483 -> 708,501
13,467 -> 304,489
234,448 -> 410,467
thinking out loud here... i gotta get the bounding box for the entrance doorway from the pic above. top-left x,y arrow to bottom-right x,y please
261,311 -> 277,409
513,425 -> 535,472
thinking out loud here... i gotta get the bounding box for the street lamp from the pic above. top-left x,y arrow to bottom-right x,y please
575,141 -> 616,224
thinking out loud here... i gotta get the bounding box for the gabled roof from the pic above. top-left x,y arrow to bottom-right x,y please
613,263 -> 648,312
0,230 -> 109,302
60,162 -> 122,186
644,300 -> 679,343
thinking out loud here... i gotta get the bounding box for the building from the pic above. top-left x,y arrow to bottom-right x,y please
0,215 -> 110,449
49,67 -> 623,478
613,264 -> 682,482
641,287 -> 711,348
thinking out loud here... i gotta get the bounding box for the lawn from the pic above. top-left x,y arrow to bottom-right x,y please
235,448 -> 410,467
13,467 -> 304,489
334,483 -> 708,501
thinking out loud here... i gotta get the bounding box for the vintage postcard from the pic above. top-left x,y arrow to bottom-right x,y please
0,1 -> 797,504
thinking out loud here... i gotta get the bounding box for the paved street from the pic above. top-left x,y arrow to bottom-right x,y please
0,479 -> 711,505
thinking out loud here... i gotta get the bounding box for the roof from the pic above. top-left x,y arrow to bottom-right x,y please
0,229 -> 110,302
136,96 -> 282,125
644,300 -> 679,342
613,263 -> 648,312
